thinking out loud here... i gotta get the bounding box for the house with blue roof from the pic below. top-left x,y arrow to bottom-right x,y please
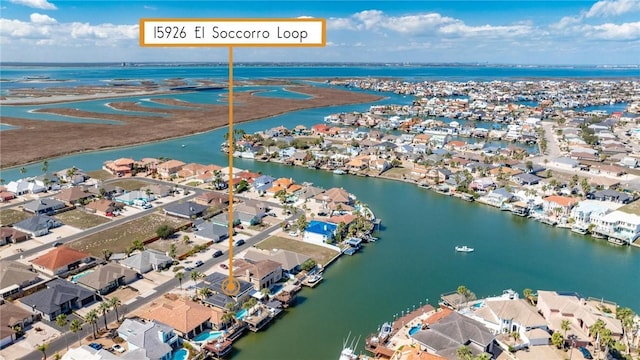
253,175 -> 275,193
303,220 -> 337,246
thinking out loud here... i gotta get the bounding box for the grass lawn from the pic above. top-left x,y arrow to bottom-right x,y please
54,209 -> 110,229
86,170 -> 115,182
109,179 -> 152,191
0,209 -> 31,226
67,214 -> 190,257
619,201 -> 640,216
255,235 -> 339,266
380,167 -> 410,179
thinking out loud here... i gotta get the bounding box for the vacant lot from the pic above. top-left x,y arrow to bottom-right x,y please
619,200 -> 640,216
67,214 -> 190,257
380,167 -> 411,180
255,235 -> 338,266
109,179 -> 152,191
54,209 -> 110,229
0,209 -> 30,226
86,170 -> 115,182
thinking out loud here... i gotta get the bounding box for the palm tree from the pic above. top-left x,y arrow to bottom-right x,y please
36,342 -> 48,360
85,309 -> 98,339
109,297 -> 122,323
523,288 -> 534,304
19,167 -> 27,176
616,307 -> 636,355
511,330 -> 521,345
99,301 -> 111,331
190,271 -> 202,297
456,345 -> 473,360
70,319 -> 83,346
175,271 -> 184,289
561,319 -> 570,339
41,161 -> 49,174
198,287 -> 211,301
55,314 -> 69,350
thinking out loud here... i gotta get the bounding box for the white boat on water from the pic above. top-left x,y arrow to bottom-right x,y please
333,169 -> 346,175
455,246 -> 474,253
339,333 -> 359,360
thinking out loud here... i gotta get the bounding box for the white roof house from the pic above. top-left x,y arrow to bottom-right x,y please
592,210 -> 640,244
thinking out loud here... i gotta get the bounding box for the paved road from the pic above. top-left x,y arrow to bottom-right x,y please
17,190 -> 297,360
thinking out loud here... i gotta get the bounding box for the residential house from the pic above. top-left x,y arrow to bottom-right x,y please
303,220 -> 337,245
199,272 -> 254,307
482,188 -> 516,208
243,248 -> 310,274
234,259 -> 283,290
18,278 -> 96,321
592,210 -> 640,244
177,163 -> 206,179
157,159 -> 186,178
411,310 -> 496,359
512,173 -> 541,186
115,190 -> 154,206
60,345 -> 121,359
30,246 -> 94,276
537,290 -> 623,347
22,198 -> 66,215
194,191 -> 229,207
234,203 -> 265,226
76,263 -> 138,295
103,158 -> 134,177
589,189 -> 633,204
85,199 -> 124,216
6,179 -> 45,195
120,249 -> 173,273
163,201 -> 208,219
552,157 -> 580,170
569,200 -> 619,230
138,298 -> 226,339
0,260 -> 47,300
54,187 -> 94,205
313,187 -> 352,207
13,215 -> 63,237
0,226 -> 30,245
253,175 -> 275,194
140,184 -> 173,198
470,298 -> 549,347
117,318 -> 179,360
0,191 -> 15,203
469,177 -> 496,192
542,195 -> 578,218
193,221 -> 229,243
0,302 -> 37,349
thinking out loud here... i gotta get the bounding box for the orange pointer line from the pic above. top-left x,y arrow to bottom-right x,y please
227,46 -> 234,281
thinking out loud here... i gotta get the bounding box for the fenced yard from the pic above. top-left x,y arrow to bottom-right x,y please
67,214 -> 190,257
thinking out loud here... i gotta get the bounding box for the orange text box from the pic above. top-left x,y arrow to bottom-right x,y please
140,18 -> 325,47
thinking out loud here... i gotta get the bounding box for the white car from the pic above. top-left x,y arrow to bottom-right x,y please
111,344 -> 125,353
288,231 -> 298,237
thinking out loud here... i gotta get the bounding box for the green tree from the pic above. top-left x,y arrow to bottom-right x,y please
511,330 -> 521,345
70,319 -> 83,346
132,239 -> 144,251
41,161 -> 49,174
551,332 -> 564,349
296,214 -> 308,234
616,307 -> 636,355
301,259 -> 316,272
55,314 -> 69,350
456,345 -> 473,360
523,288 -> 535,305
183,235 -> 190,245
102,249 -> 113,261
190,271 -> 202,297
175,271 -> 184,290
474,353 -> 491,360
99,301 -> 111,330
456,285 -> 476,309
109,297 -> 122,323
235,179 -> 250,193
156,224 -> 174,239
561,319 -> 570,339
36,343 -> 48,360
19,167 -> 27,176
85,309 -> 98,339
169,243 -> 177,258
198,287 -> 211,300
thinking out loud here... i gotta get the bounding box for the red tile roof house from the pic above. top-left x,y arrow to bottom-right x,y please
542,195 -> 578,218
30,246 -> 96,277
177,163 -> 207,180
0,191 -> 15,203
103,158 -> 135,177
157,159 -> 186,178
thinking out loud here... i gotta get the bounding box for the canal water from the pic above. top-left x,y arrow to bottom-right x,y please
1,66 -> 639,359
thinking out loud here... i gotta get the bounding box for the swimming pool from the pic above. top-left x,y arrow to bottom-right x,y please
408,325 -> 421,336
71,269 -> 94,283
171,348 -> 188,360
236,309 -> 248,320
194,330 -> 225,342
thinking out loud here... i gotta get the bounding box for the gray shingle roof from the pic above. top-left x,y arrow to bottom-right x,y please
412,312 -> 494,356
163,201 -> 208,218
13,215 -> 62,235
118,318 -> 173,360
19,279 -> 94,315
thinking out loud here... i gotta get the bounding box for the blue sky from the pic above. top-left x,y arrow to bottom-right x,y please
1,0 -> 639,64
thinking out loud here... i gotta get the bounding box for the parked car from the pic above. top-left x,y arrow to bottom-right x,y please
578,347 -> 593,359
234,239 -> 245,247
89,343 -> 103,350
288,231 -> 298,237
267,212 -> 277,217
220,263 -> 228,270
52,242 -> 63,247
195,260 -> 204,267
111,344 -> 125,353
184,266 -> 193,271
212,250 -> 223,258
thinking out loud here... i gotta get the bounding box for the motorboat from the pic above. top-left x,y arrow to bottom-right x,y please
455,246 -> 474,253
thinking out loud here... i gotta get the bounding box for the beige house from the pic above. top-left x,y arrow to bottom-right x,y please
234,259 -> 283,291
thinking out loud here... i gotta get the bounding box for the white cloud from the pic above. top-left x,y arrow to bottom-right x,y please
30,13 -> 56,25
0,16 -> 138,45
586,0 -> 640,18
8,0 -> 56,10
585,21 -> 640,40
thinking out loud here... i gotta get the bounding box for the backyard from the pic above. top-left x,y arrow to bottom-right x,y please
54,209 -> 111,229
0,209 -> 31,226
109,179 -> 154,191
67,214 -> 190,257
255,235 -> 339,266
